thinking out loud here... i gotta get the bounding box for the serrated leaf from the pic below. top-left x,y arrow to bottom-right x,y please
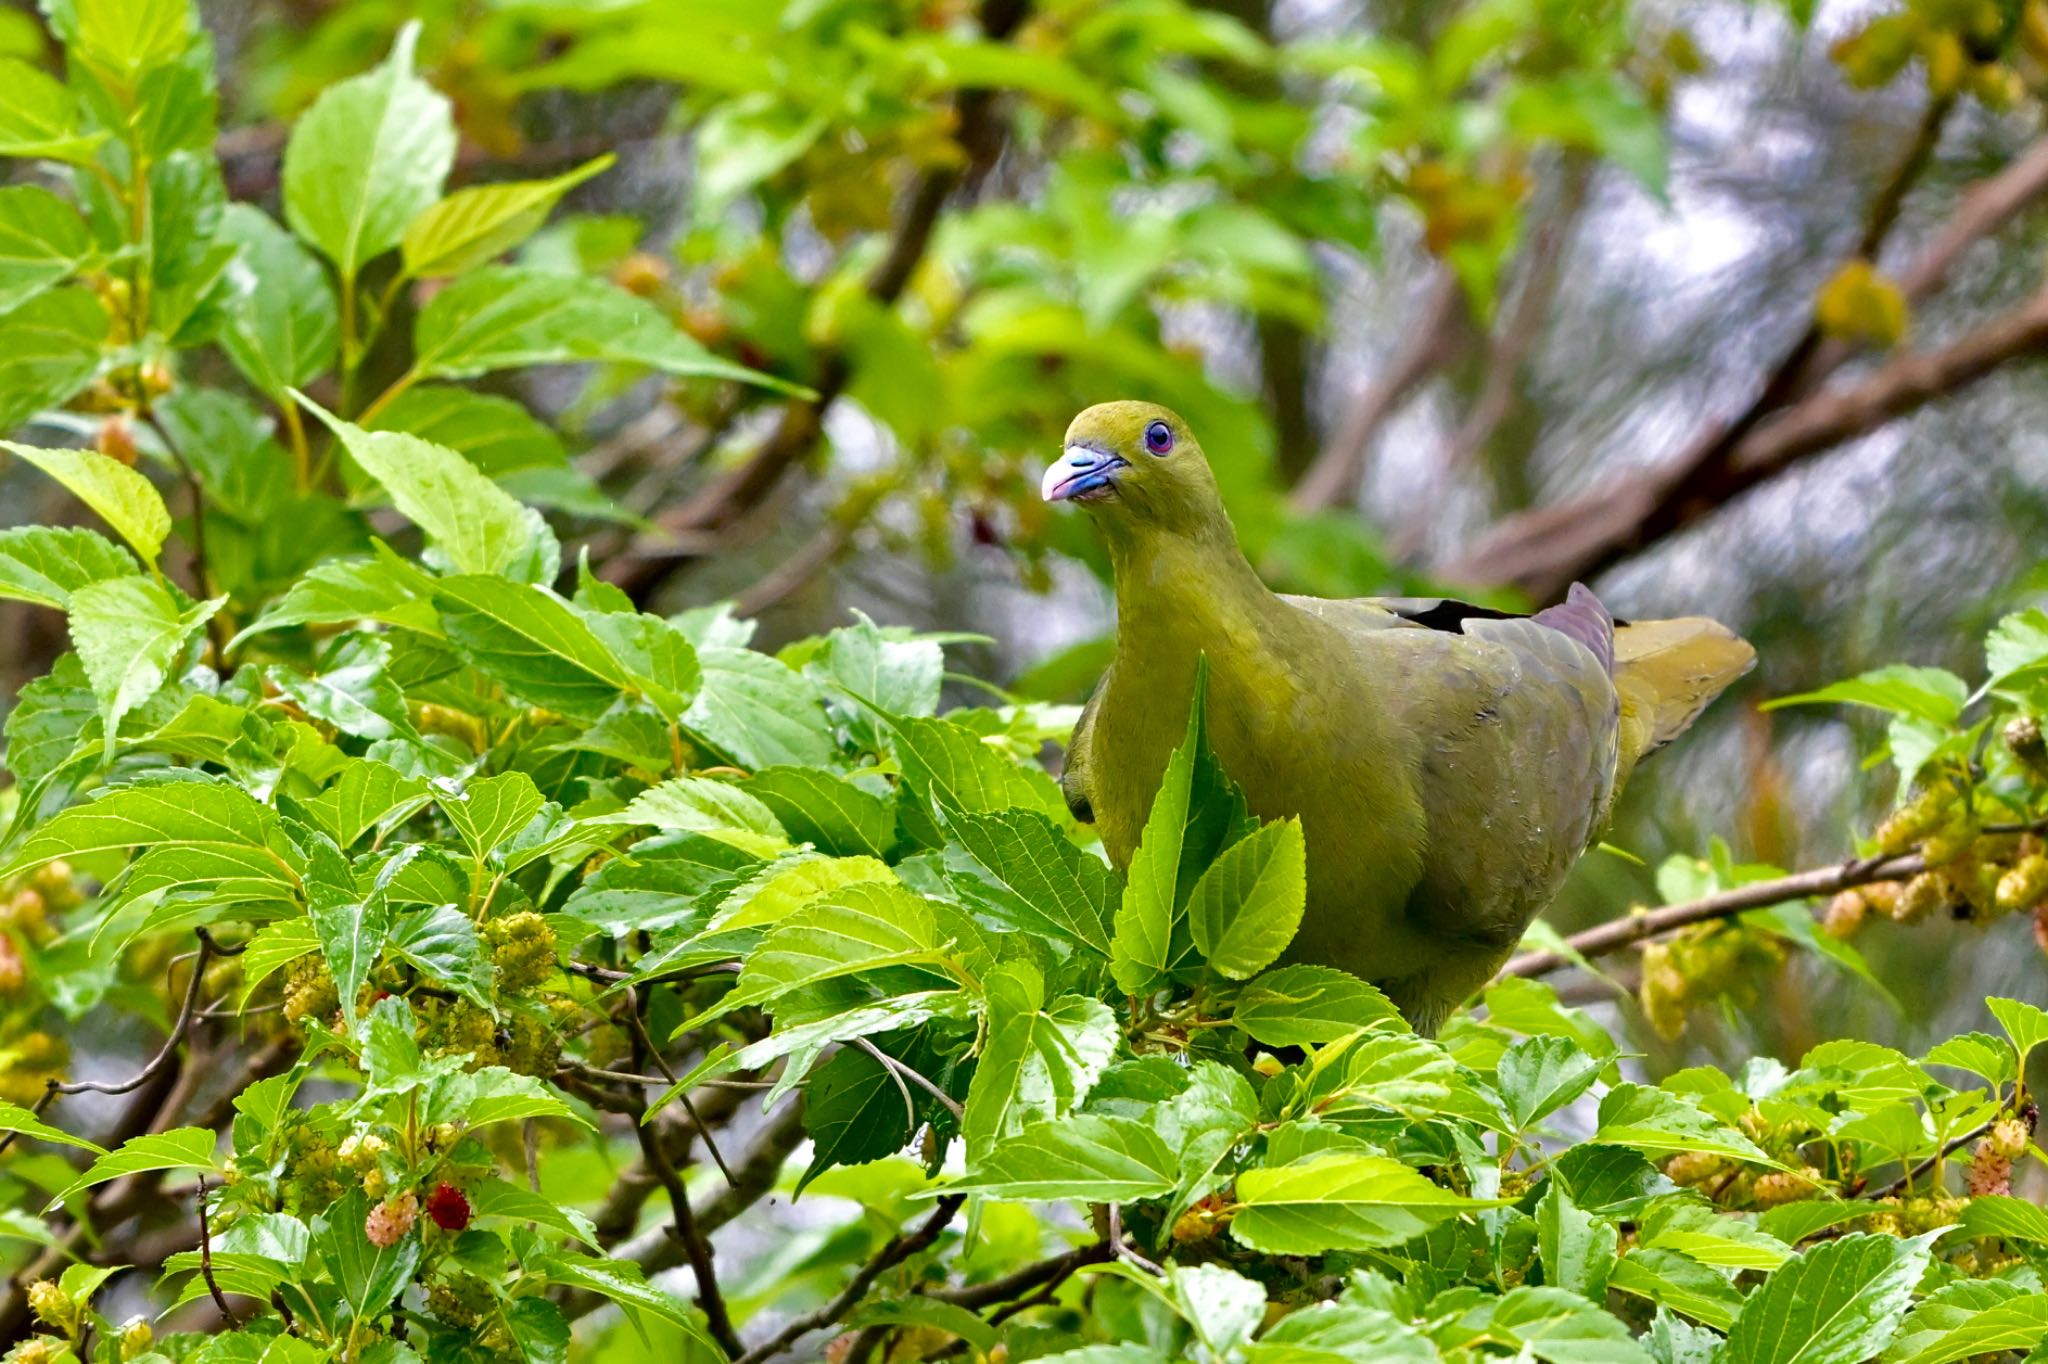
558,832 -> 763,937
685,646 -> 835,770
1989,996 -> 2048,1073
68,576 -> 219,758
1592,1084 -> 1777,1166
309,850 -> 392,1028
469,1178 -> 597,1247
1883,1287 -> 2048,1364
412,265 -> 799,391
385,905 -> 493,1011
438,771 -> 545,862
1499,1035 -> 1604,1130
1721,1231 -> 1939,1364
602,775 -> 786,853
1231,1153 -> 1505,1254
319,1189 -> 420,1329
402,155 -> 613,278
282,22 -> 454,282
8,441 -> 170,564
1234,965 -> 1402,1047
300,759 -> 432,849
1113,664 -> 1252,994
1244,1303 -> 1438,1363
216,203 -> 338,400
0,1100 -> 104,1154
945,806 -> 1116,957
301,398 -> 551,581
0,288 -> 106,429
373,386 -> 566,476
1448,1285 -> 1654,1364
231,547 -> 440,644
1188,816 -> 1305,979
1920,1031 -> 2014,1087
51,1126 -> 215,1205
0,525 -> 136,609
892,714 -> 1067,822
0,185 -> 92,317
714,879 -> 949,1017
962,959 -> 1117,1159
4,780 -> 303,894
0,57 -> 107,163
948,1114 -> 1178,1201
1763,665 -> 1968,725
746,766 -> 898,859
1607,1247 -> 1742,1331
1537,1182 -> 1617,1303
433,574 -> 638,719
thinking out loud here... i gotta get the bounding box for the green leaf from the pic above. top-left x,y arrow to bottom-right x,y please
300,759 -> 433,850
1231,1153 -> 1505,1254
432,574 -> 639,719
469,1179 -> 598,1247
1536,1182 -> 1617,1303
0,525 -> 136,610
846,1297 -> 1000,1357
1988,995 -> 2048,1074
216,204 -> 338,400
281,22 -> 455,282
372,386 -> 567,477
715,879 -> 948,1016
1448,1285 -> 1654,1364
684,645 -> 836,770
266,636 -> 411,742
1245,1304 -> 1438,1363
1591,1084 -> 1776,1166
3,779 -> 303,889
1638,1196 -> 1789,1269
603,775 -> 787,854
401,155 -> 614,278
945,807 -> 1116,957
962,959 -> 1117,1160
1607,1247 -> 1743,1331
70,0 -> 196,79
439,771 -> 545,862
68,576 -> 221,758
231,546 -> 440,643
7,441 -> 171,564
309,849 -> 393,1027
411,265 -> 801,392
0,185 -> 93,317
1499,1035 -> 1605,1130
0,1100 -> 104,1154
234,918 -> 321,1003
1985,607 -> 2048,692
892,715 -> 1067,823
539,1252 -> 704,1334
319,1189 -> 421,1330
0,288 -> 106,429
301,398 -> 552,581
0,57 -> 108,163
1884,1289 -> 2048,1364
746,766 -> 898,859
558,832 -> 763,937
1234,965 -> 1402,1047
385,904 -> 493,1011
948,1114 -> 1179,1201
819,611 -> 945,721
1763,665 -> 1968,725
1113,663 -> 1251,994
50,1126 -> 215,1205
1960,1193 -> 2048,1245
1921,1031 -> 2014,1088
1188,816 -> 1305,980
1721,1232 -> 1939,1364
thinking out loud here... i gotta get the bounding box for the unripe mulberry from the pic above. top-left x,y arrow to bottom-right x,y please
15,1340 -> 56,1364
1640,944 -> 1689,1041
1876,783 -> 1956,855
1920,813 -> 1979,867
117,1316 -> 152,1360
366,1191 -> 418,1247
1997,856 -> 2048,916
485,911 -> 557,992
426,1182 -> 471,1231
1895,871 -> 1948,923
1665,1151 -> 1726,1187
426,1273 -> 493,1327
1823,889 -> 1868,938
1989,1116 -> 2031,1159
2007,715 -> 2048,777
283,955 -> 339,1024
504,1008 -> 561,1077
1862,880 -> 1904,917
1752,1167 -> 1822,1207
95,415 -> 138,466
25,1280 -> 71,1332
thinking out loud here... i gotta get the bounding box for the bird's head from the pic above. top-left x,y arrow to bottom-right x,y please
1041,401 -> 1227,537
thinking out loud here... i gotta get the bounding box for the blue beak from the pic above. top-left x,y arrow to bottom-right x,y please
1042,444 -> 1128,503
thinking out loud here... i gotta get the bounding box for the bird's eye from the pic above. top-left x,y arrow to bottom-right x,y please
1144,421 -> 1174,455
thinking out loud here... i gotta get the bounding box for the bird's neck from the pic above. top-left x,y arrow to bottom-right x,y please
1102,517 -> 1280,671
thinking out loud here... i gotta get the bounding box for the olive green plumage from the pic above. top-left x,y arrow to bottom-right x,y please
1045,400 -> 1755,1032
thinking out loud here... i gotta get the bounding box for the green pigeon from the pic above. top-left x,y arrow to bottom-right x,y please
1043,400 -> 1755,1032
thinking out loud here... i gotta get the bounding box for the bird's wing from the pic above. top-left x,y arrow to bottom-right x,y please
1061,675 -> 1104,824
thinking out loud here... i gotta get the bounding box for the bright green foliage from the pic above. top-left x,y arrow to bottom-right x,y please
1,4 -> 2047,1364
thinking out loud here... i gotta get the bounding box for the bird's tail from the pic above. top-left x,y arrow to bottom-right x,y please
1612,614 -> 1756,781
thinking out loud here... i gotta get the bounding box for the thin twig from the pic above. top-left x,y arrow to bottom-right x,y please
853,1037 -> 965,1122
196,1177 -> 235,1323
620,1000 -> 735,1187
733,1195 -> 967,1364
1869,1115 -> 1998,1201
55,939 -> 212,1097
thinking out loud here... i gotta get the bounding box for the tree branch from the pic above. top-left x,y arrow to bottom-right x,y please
1442,102 -> 2048,598
733,1195 -> 966,1364
1291,268 -> 1466,513
1499,846 -> 1942,981
606,0 -> 1031,599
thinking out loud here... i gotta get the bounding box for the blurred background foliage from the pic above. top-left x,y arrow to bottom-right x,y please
4,0 -> 2048,1071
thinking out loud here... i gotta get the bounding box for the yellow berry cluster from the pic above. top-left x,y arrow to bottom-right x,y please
1639,923 -> 1785,1040
1832,0 -> 2034,107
